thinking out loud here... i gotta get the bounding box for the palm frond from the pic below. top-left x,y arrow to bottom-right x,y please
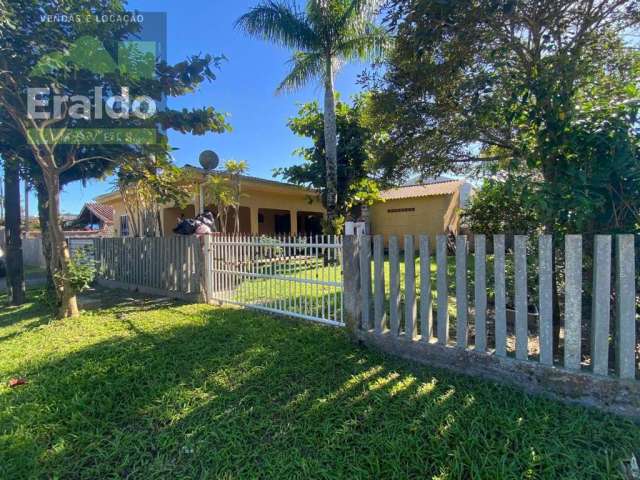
337,0 -> 386,33
276,51 -> 325,94
236,1 -> 318,51
334,23 -> 389,63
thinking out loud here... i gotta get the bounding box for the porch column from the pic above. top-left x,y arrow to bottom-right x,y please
250,207 -> 259,235
290,208 -> 298,236
197,184 -> 204,214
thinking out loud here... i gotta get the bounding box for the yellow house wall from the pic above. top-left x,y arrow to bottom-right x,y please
197,180 -> 324,235
370,194 -> 460,248
162,205 -> 197,235
100,197 -> 130,236
99,178 -> 325,237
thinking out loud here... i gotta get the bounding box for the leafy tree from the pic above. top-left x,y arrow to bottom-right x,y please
461,176 -> 539,235
370,0 -> 639,195
276,95 -> 387,226
224,160 -> 249,235
461,44 -> 640,236
372,0 -> 639,354
0,1 -> 229,318
0,175 -> 4,221
237,0 -> 387,232
2,156 -> 25,304
201,161 -> 249,234
115,155 -> 196,237
203,175 -> 233,234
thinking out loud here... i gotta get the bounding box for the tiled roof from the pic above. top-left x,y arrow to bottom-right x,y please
379,180 -> 463,201
182,164 -> 313,190
83,202 -> 114,224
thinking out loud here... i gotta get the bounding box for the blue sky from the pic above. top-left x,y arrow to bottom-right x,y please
52,0 -> 366,213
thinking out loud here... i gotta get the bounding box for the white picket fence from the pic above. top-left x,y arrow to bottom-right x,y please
351,234 -> 638,380
203,235 -> 344,326
94,236 -> 203,301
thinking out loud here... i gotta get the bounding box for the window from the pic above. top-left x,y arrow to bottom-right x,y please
387,207 -> 415,213
120,215 -> 129,236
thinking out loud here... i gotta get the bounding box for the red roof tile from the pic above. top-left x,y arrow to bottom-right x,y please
379,180 -> 463,201
83,202 -> 114,224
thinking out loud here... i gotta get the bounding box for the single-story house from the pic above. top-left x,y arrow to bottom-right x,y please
95,165 -> 326,237
62,202 -> 115,237
370,177 -> 474,247
95,166 -> 472,242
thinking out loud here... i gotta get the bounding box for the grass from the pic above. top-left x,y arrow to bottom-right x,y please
218,254 -> 461,322
22,265 -> 47,277
1,289 -> 639,479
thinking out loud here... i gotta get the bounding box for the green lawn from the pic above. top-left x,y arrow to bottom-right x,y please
1,289 -> 638,479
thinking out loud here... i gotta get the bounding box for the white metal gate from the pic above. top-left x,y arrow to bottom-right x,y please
203,235 -> 344,326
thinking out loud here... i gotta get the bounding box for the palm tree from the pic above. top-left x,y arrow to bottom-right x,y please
224,160 -> 249,234
237,0 -> 386,233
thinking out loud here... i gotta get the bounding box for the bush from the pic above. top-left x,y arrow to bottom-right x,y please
64,248 -> 98,294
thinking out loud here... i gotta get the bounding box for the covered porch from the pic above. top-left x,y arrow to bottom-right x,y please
197,204 -> 323,236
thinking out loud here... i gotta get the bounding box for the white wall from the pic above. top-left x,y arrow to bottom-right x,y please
22,238 -> 46,268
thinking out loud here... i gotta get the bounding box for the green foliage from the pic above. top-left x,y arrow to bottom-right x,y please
201,160 -> 248,234
0,0 -> 231,313
345,177 -> 382,211
237,0 -> 388,93
461,178 -> 539,235
276,95 -> 387,218
372,0 -> 639,174
237,0 -> 388,231
203,174 -> 233,233
374,0 -> 640,234
64,248 -> 97,295
1,292 -> 639,478
224,160 -> 249,234
115,155 -> 196,237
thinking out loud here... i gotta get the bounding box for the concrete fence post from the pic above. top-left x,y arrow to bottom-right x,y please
616,234 -> 636,379
564,235 -> 583,371
202,235 -> 213,304
343,235 -> 362,338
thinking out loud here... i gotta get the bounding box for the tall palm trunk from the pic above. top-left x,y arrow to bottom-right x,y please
3,159 -> 25,305
323,55 -> 338,233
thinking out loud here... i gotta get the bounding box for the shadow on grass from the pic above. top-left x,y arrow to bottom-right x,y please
0,303 -> 638,479
78,287 -> 184,313
0,299 -> 53,343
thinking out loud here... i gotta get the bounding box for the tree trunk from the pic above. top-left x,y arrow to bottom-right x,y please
156,209 -> 163,237
42,167 -> 79,318
3,159 -> 25,305
323,55 -> 338,234
36,182 -> 55,292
